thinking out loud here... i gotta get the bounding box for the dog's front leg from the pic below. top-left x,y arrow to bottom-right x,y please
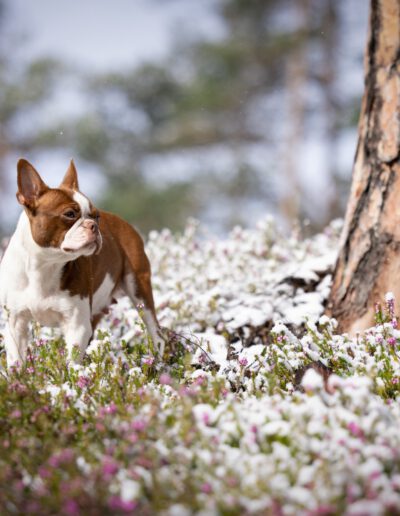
63,304 -> 92,363
4,312 -> 30,369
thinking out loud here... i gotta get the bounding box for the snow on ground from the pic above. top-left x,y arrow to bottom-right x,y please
1,216 -> 400,514
148,216 -> 339,339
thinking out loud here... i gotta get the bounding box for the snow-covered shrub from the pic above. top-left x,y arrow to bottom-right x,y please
1,217 -> 400,515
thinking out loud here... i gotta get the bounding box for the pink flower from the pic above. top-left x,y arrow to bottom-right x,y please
38,466 -> 51,479
48,455 -> 60,468
159,373 -> 172,385
194,376 -> 206,386
178,385 -> 194,397
346,484 -> 359,503
9,381 -> 28,395
348,421 -> 364,438
107,403 -> 117,414
202,413 -> 210,425
77,376 -> 90,389
201,482 -> 213,494
102,459 -> 119,476
25,502 -> 40,513
199,352 -> 208,364
14,480 -> 24,491
48,449 -> 74,468
131,419 -> 147,432
386,294 -> 396,318
9,362 -> 21,373
128,433 -> 139,444
143,356 -> 154,366
95,422 -> 105,432
109,496 -> 138,512
387,337 -> 397,347
369,471 -> 381,481
65,500 -> 80,516
313,505 -> 335,515
239,356 -> 248,367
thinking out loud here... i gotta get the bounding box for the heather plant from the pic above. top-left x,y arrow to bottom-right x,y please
1,218 -> 400,515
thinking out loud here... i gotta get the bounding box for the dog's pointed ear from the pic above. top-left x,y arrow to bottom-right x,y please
60,159 -> 79,191
16,159 -> 49,207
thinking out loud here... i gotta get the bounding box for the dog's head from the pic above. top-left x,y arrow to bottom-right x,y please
16,159 -> 102,258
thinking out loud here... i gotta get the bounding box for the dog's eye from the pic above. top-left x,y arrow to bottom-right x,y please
63,211 -> 76,219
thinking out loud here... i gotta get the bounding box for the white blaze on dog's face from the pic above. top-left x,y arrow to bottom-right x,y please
16,159 -> 102,258
61,190 -> 101,255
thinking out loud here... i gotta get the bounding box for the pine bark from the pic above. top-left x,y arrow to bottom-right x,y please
327,0 -> 400,333
281,0 -> 310,224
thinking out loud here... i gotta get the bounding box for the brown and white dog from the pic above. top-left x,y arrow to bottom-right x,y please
0,159 -> 164,368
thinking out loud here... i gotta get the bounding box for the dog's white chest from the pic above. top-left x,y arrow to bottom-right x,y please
0,218 -> 83,327
1,260 -> 67,328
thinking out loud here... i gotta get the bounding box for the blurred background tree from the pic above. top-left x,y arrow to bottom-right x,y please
0,0 -> 368,236
0,0 -> 62,234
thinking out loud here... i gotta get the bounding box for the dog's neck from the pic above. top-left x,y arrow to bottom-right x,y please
17,212 -> 81,267
12,213 -> 73,295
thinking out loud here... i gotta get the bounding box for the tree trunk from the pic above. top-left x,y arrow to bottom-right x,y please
322,0 -> 340,222
327,0 -> 400,334
281,0 -> 310,224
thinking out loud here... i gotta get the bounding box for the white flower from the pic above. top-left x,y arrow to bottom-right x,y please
76,456 -> 91,475
74,399 -> 87,412
301,369 -> 324,391
262,420 -> 290,437
167,505 -> 191,516
61,383 -> 77,398
318,314 -> 331,326
46,385 -> 61,400
69,363 -> 83,372
120,478 -> 140,503
86,340 -> 101,355
288,486 -> 314,506
385,292 -> 395,302
128,367 -> 144,378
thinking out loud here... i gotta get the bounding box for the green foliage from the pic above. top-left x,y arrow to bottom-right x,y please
100,174 -> 196,233
0,58 -> 61,123
74,115 -> 112,162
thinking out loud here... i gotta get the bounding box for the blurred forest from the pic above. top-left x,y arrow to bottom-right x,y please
0,0 -> 368,236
